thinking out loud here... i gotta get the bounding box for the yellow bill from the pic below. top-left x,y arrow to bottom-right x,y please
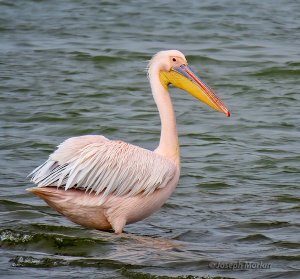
160,64 -> 230,117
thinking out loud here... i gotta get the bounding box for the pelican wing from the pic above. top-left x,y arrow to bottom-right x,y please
29,135 -> 177,200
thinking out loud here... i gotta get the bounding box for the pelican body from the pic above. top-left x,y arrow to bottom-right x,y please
28,50 -> 230,233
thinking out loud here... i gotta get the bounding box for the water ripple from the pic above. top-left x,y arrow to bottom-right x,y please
1,0 -> 299,278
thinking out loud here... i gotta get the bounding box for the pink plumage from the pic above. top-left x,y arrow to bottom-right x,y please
28,50 -> 229,233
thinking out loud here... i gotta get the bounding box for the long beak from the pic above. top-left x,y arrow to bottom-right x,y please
161,64 -> 230,117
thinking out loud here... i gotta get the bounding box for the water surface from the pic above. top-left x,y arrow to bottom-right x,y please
1,0 -> 299,278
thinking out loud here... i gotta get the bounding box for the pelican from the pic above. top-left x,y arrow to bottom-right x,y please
28,50 -> 230,234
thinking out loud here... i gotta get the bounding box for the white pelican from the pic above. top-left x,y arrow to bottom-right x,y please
28,50 -> 230,234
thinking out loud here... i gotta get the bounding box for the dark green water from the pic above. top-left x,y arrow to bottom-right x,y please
1,0 -> 299,278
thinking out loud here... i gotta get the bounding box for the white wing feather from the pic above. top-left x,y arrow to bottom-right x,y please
30,135 -> 177,199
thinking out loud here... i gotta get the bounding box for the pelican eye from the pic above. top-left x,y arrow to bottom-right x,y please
172,58 -> 176,62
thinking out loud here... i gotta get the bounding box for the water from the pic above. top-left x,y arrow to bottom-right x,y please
1,0 -> 299,278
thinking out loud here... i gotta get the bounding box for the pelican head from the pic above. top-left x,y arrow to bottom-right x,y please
149,50 -> 230,117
